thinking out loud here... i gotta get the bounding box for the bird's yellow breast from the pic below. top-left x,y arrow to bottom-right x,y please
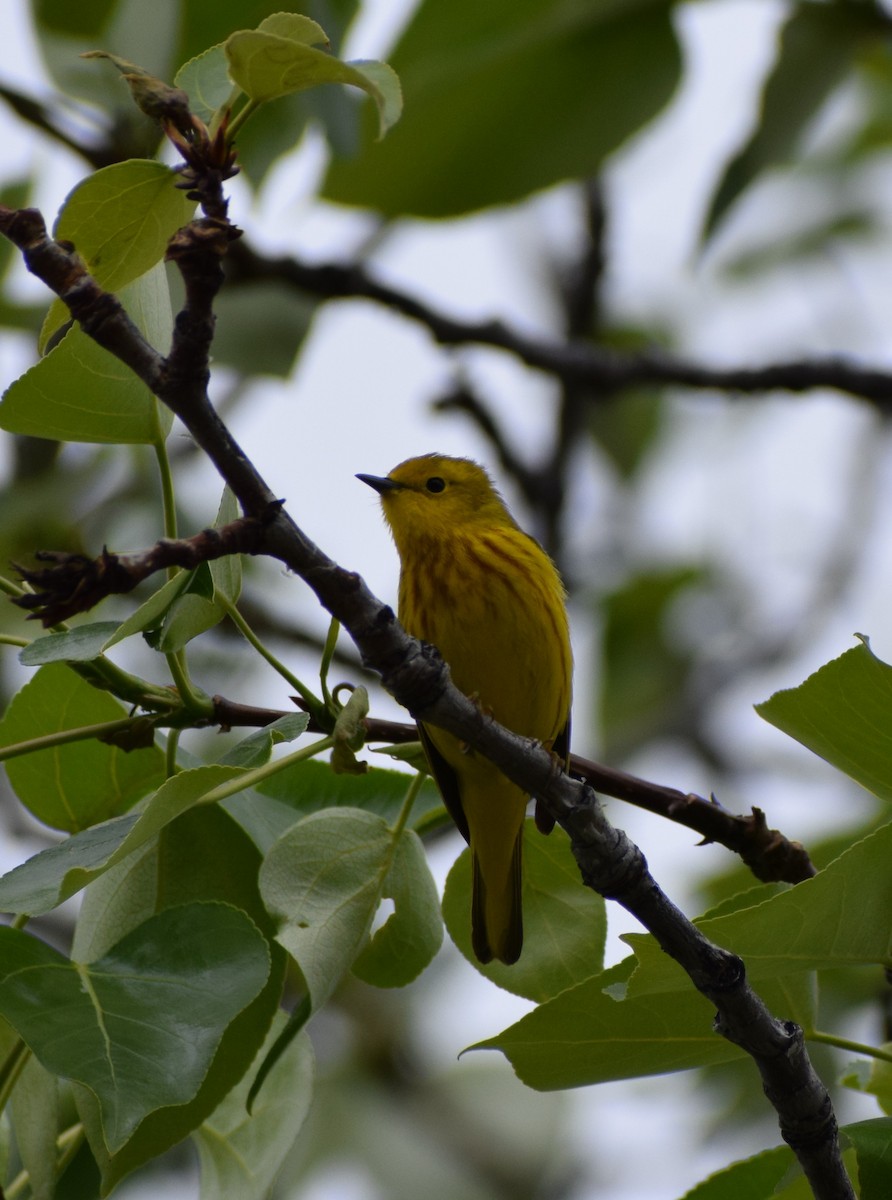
398,524 -> 571,752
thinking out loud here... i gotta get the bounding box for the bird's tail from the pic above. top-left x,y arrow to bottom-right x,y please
471,825 -> 524,965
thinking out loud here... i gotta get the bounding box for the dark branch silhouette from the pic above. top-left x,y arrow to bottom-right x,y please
226,240 -> 892,411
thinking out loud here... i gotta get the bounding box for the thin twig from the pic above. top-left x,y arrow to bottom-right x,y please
226,240 -> 892,410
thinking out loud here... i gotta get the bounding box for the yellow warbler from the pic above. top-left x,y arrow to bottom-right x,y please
358,454 -> 572,964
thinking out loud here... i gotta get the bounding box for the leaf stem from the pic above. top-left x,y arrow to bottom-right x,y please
392,771 -> 425,840
0,634 -> 29,649
217,592 -> 327,724
808,1030 -> 892,1064
0,572 -> 26,598
0,1038 -> 30,1113
320,617 -> 340,711
165,728 -> 181,777
0,717 -> 147,763
152,437 -> 208,713
225,96 -> 261,140
6,1121 -> 88,1199
199,734 -> 335,806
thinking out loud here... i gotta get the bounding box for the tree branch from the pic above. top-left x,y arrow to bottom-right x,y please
14,517 -> 269,625
226,240 -> 892,410
0,205 -> 855,1199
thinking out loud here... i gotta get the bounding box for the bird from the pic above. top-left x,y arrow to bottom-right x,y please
358,454 -> 572,964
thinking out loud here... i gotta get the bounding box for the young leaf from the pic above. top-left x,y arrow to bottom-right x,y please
218,713 -> 309,769
41,160 -> 194,348
0,265 -> 174,445
175,44 -> 235,123
103,571 -> 192,649
225,26 -> 401,137
209,484 -> 242,603
0,903 -> 269,1152
352,828 -> 443,987
193,1013 -> 314,1200
259,807 -> 395,1010
442,821 -> 607,1002
0,663 -> 164,832
757,638 -> 892,803
19,621 -> 124,665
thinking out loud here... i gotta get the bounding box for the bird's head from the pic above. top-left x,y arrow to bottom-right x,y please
357,454 -> 516,549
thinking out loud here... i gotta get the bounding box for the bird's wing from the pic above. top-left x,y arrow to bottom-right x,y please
417,722 -> 471,844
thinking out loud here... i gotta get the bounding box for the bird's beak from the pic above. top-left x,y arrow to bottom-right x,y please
356,473 -> 401,495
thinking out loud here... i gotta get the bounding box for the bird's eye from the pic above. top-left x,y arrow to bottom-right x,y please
425,476 -> 446,493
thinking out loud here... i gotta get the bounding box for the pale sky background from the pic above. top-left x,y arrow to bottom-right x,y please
0,2 -> 889,1198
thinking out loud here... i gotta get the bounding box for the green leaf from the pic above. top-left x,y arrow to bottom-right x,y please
846,1118 -> 892,1200
175,44 -> 235,123
0,764 -> 247,915
478,958 -> 739,1089
193,1014 -> 314,1200
10,1055 -> 59,1200
677,1143 -> 798,1199
0,265 -> 174,445
0,813 -> 139,916
260,808 -> 395,1010
322,0 -> 680,217
209,484 -> 242,603
257,12 -> 329,46
211,281 -> 317,376
225,24 -> 401,138
70,804 -> 286,1191
223,760 -> 443,854
478,956 -> 813,1090
0,663 -> 164,832
103,571 -> 192,649
352,829 -> 443,987
842,1045 -> 892,1116
148,492 -> 243,652
626,822 -> 892,997
41,160 -> 194,347
600,566 -> 704,761
255,759 -> 442,827
442,821 -> 606,1001
154,563 -> 220,652
19,621 -> 123,665
757,638 -> 892,803
702,3 -> 887,242
0,904 -> 269,1153
219,714 -> 310,769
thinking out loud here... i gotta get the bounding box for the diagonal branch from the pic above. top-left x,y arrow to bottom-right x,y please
0,204 -> 855,1200
227,240 -> 892,409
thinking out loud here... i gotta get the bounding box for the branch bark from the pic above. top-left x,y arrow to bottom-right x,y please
227,240 -> 892,410
0,204 -> 855,1200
